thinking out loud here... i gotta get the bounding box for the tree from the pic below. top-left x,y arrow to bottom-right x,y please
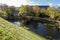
9,6 -> 16,14
32,6 -> 40,17
18,5 -> 28,26
7,6 -> 16,16
39,8 -> 49,18
0,10 -> 7,19
6,6 -> 16,20
18,5 -> 27,17
25,5 -> 34,16
47,7 -> 57,19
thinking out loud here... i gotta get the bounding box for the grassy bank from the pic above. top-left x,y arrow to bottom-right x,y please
0,17 -> 46,40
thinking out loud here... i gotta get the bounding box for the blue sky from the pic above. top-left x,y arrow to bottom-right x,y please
29,0 -> 60,4
0,0 -> 60,7
29,0 -> 60,6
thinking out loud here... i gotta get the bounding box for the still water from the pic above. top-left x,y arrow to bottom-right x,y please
12,21 -> 20,26
12,21 -> 47,36
12,21 -> 59,39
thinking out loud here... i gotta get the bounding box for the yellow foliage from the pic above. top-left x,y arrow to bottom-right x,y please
19,5 -> 27,16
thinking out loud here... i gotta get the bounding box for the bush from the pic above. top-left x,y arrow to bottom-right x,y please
0,10 -> 7,19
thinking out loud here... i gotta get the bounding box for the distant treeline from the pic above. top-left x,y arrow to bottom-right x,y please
0,4 -> 60,21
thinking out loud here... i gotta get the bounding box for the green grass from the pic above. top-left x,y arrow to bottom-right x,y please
0,17 -> 46,40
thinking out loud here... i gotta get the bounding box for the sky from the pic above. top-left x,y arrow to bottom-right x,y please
0,0 -> 60,7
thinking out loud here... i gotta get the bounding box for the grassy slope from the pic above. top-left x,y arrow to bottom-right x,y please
0,17 -> 46,40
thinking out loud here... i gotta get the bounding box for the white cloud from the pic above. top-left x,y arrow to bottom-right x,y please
48,3 -> 53,7
48,3 -> 60,7
0,0 -> 39,7
30,2 -> 40,5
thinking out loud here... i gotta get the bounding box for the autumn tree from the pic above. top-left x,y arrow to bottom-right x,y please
46,7 -> 57,19
32,6 -> 40,17
39,8 -> 49,18
18,5 -> 27,17
18,5 -> 28,26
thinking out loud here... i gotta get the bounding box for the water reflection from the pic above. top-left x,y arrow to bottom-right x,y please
37,23 -> 47,36
12,21 -> 60,39
12,21 -> 20,26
